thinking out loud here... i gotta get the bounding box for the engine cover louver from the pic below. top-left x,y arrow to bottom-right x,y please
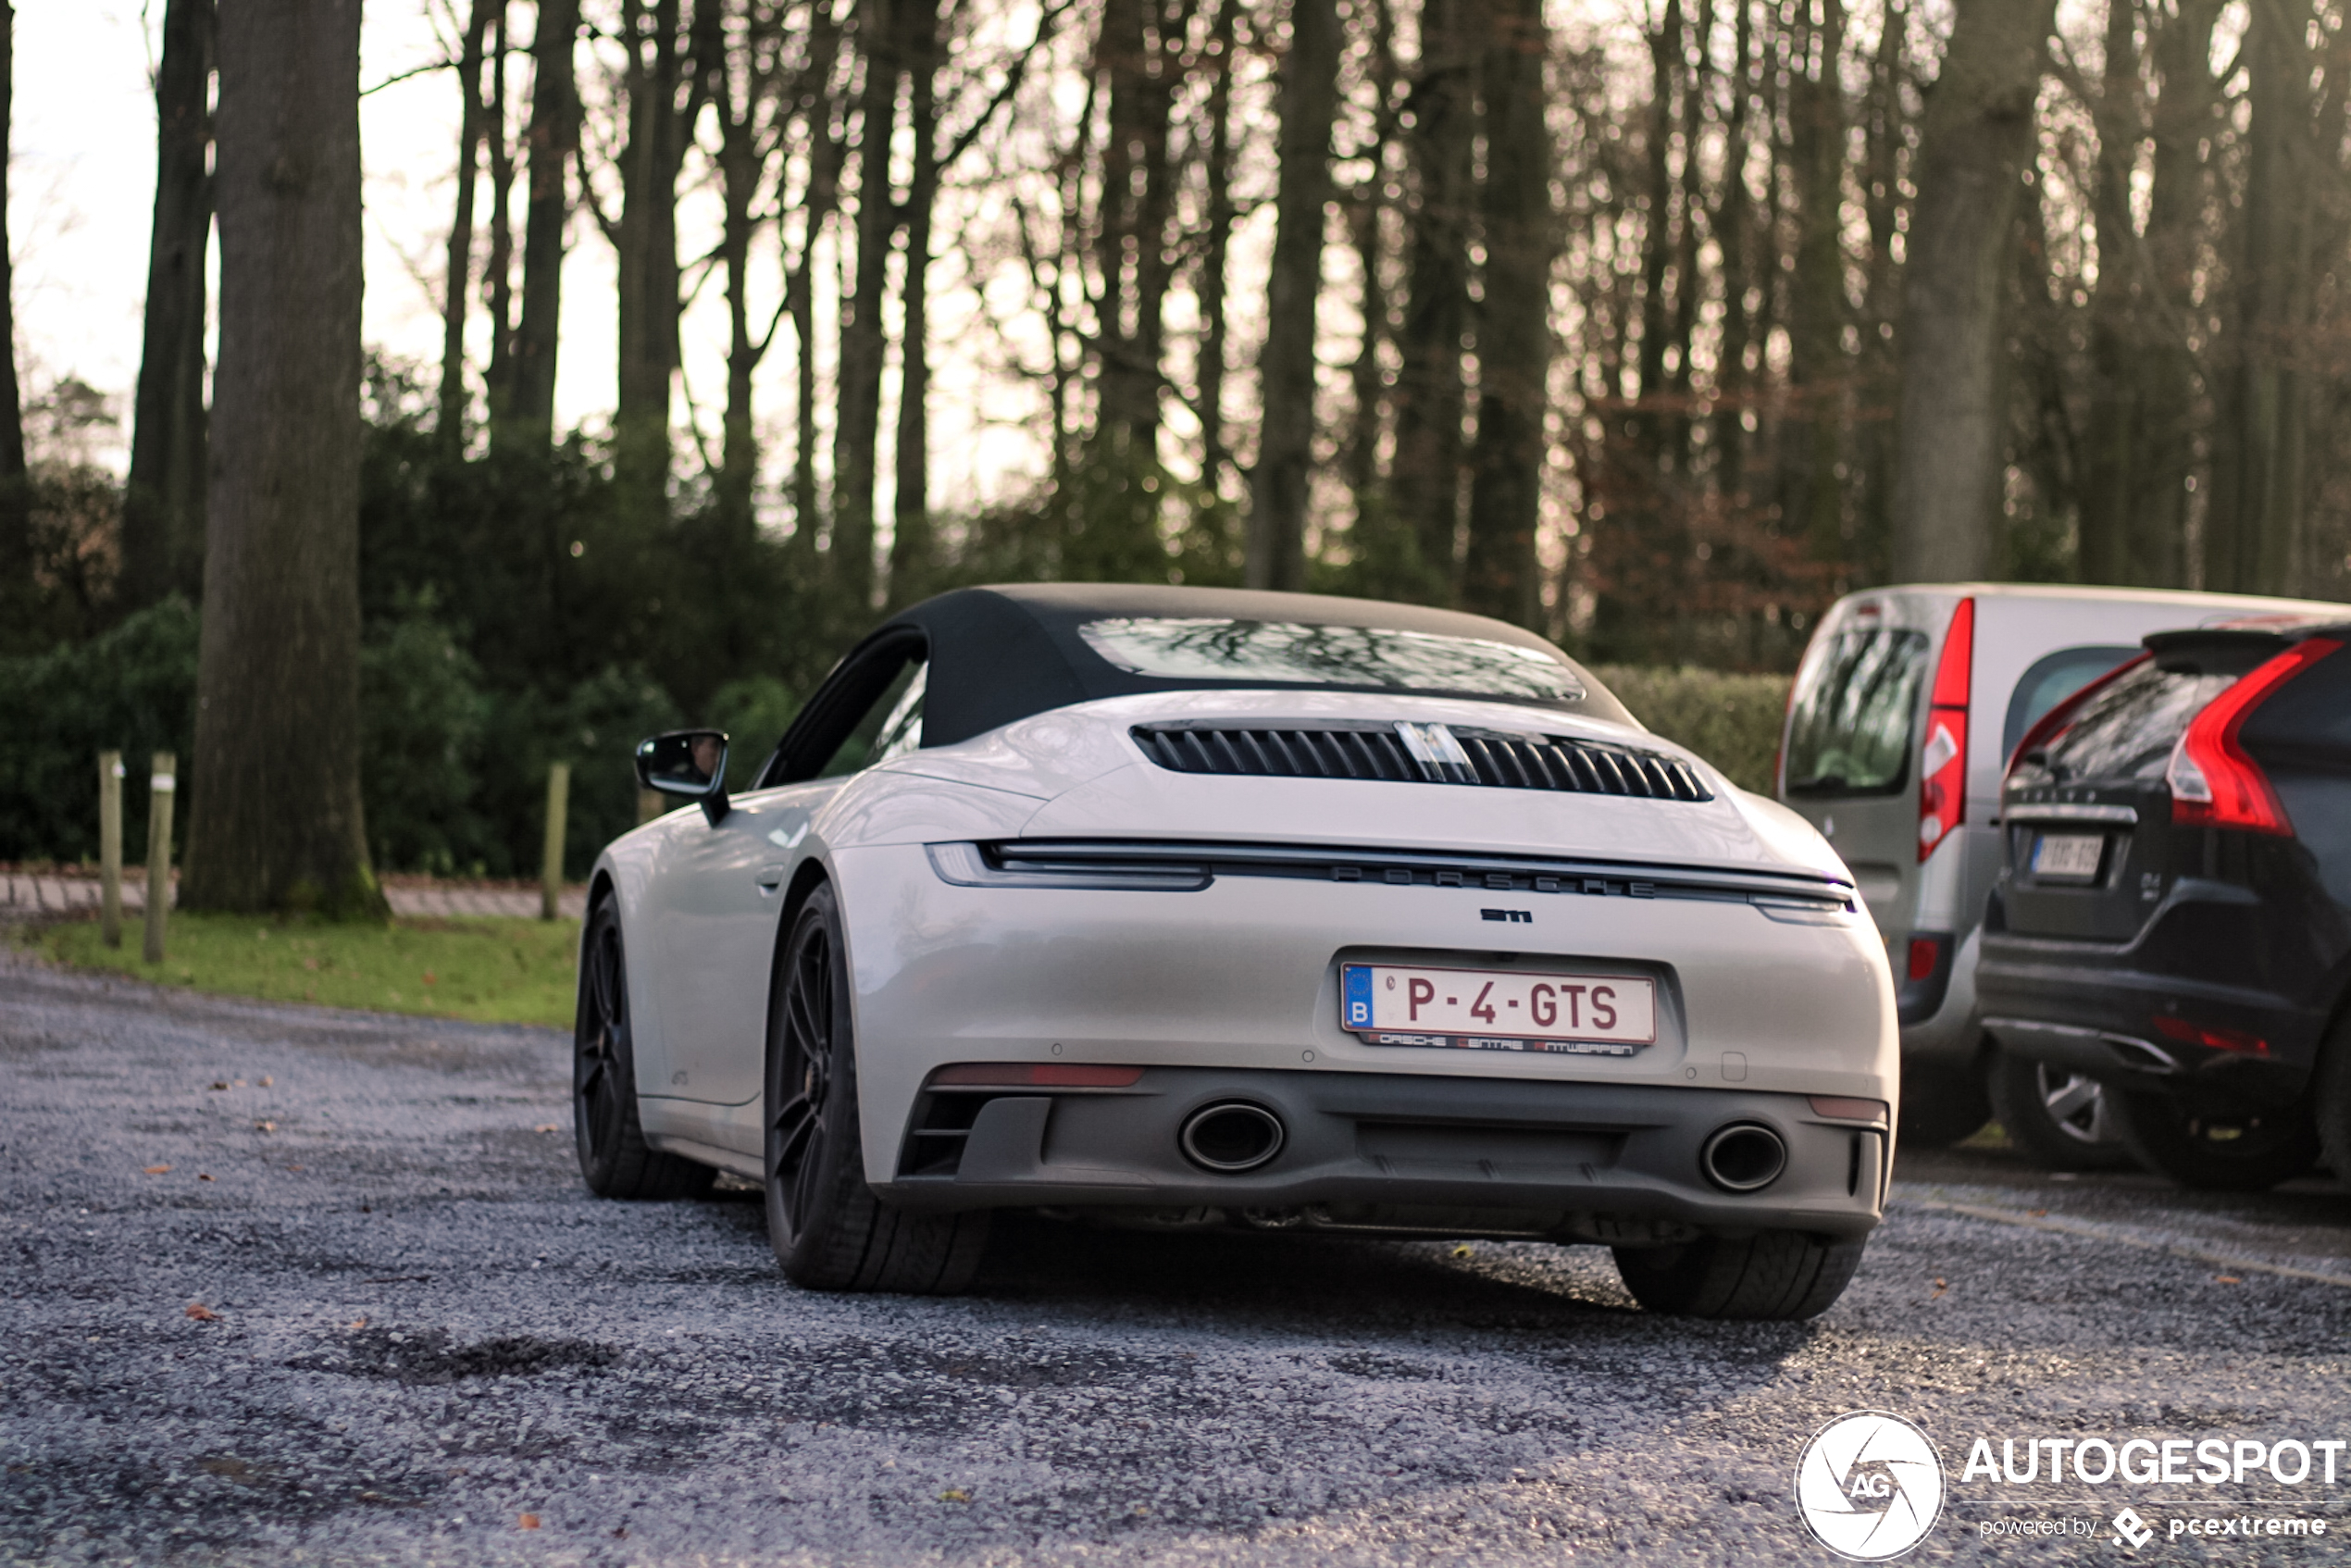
1128,722 -> 1713,802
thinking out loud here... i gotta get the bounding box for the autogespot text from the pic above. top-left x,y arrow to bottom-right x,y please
1961,1437 -> 2350,1487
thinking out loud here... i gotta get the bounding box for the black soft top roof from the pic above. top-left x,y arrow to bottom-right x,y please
863,583 -> 1632,749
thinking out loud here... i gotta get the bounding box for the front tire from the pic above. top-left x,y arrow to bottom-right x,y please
2108,1086 -> 2320,1191
574,898 -> 715,1201
1987,1050 -> 2132,1171
1611,1230 -> 1864,1320
765,883 -> 989,1293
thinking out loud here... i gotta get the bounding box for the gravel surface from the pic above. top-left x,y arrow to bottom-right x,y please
6,952 -> 2351,1565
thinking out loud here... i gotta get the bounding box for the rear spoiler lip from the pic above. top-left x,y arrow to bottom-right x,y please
2144,619 -> 2351,655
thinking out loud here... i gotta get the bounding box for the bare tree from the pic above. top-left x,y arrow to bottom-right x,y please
121,0 -> 215,610
888,0 -> 942,604
1244,0 -> 1342,591
1889,0 -> 2053,581
708,0 -> 795,538
439,0 -> 499,448
183,0 -> 381,915
1386,0 -> 1479,597
831,0 -> 905,611
502,0 -> 583,442
1459,0 -> 1554,628
0,3 -> 19,592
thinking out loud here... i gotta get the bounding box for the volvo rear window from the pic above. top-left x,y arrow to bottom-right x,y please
2001,646 -> 2139,759
1783,629 -> 1928,795
2026,663 -> 2232,784
1076,617 -> 1589,703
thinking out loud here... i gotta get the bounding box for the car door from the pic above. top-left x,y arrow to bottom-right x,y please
642,643 -> 929,1110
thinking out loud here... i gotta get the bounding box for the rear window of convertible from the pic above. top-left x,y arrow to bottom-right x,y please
1076,617 -> 1588,703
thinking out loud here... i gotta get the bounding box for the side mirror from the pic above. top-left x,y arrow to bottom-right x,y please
636,729 -> 730,825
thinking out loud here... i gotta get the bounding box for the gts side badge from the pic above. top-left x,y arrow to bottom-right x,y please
1481,908 -> 1533,924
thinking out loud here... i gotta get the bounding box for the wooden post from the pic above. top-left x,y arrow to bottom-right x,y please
541,762 -> 570,921
98,752 -> 124,947
143,753 -> 177,964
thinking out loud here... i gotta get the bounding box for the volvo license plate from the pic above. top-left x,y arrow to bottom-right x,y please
1340,963 -> 1657,1056
2032,832 -> 2105,881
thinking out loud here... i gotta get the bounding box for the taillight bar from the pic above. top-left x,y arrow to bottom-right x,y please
2167,638 -> 2343,836
1918,599 -> 1973,862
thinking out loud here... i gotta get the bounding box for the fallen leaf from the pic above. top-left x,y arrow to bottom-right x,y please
1450,1244 -> 1474,1258
613,1526 -> 628,1539
1930,1277 -> 1948,1300
2215,1275 -> 2243,1285
198,1173 -> 215,1182
255,1121 -> 276,1133
518,1513 -> 541,1530
939,1489 -> 970,1502
423,971 -> 438,986
2027,1208 -> 2048,1218
258,1076 -> 273,1088
533,1124 -> 560,1134
143,1164 -> 171,1175
348,1316 -> 367,1330
185,1302 -> 218,1322
209,1081 -> 229,1091
287,1164 -> 305,1172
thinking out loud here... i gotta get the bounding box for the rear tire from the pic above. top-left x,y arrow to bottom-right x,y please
2108,1086 -> 2320,1191
573,898 -> 716,1201
1987,1049 -> 2132,1171
765,883 -> 989,1293
1611,1230 -> 1865,1320
1895,1060 -> 1993,1149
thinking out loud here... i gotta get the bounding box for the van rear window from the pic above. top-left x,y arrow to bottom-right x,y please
1784,630 -> 1928,796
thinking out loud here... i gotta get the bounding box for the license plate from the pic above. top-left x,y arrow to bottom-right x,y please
2032,832 -> 2105,881
1340,963 -> 1657,1056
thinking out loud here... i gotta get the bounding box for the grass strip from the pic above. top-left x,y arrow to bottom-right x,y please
28,912 -> 579,1028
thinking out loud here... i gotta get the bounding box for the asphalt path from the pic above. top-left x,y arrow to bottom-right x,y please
6,952 -> 2351,1566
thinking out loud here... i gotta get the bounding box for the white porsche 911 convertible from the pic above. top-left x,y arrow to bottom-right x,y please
576,585 -> 1896,1319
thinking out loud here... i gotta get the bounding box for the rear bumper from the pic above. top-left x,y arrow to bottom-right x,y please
1977,935 -> 2328,1100
875,1066 -> 1889,1240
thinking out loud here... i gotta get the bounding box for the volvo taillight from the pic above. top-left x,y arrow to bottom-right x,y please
1917,599 -> 1973,862
2167,638 -> 2342,836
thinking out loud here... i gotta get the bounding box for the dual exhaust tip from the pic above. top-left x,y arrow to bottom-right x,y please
1177,1103 -> 1789,1192
1699,1123 -> 1787,1191
1180,1101 -> 1286,1173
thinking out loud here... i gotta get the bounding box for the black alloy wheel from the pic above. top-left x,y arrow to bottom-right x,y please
763,882 -> 989,1293
573,899 -> 715,1201
1987,1049 -> 2133,1172
2108,1086 -> 2321,1192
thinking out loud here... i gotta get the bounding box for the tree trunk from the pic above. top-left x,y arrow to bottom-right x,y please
1710,0 -> 1753,498
502,0 -> 581,443
482,6 -> 517,424
437,0 -> 496,449
1244,0 -> 1342,591
1781,0 -> 1846,561
784,0 -> 848,555
889,0 -> 940,606
2077,0 -> 2146,585
1888,0 -> 2053,581
1386,0 -> 1477,593
120,0 -> 215,610
831,0 -> 902,613
713,0 -> 787,540
2208,0 -> 2317,594
612,0 -> 705,525
183,0 -> 381,917
1340,0 -> 1397,549
1194,0 -> 1239,499
1459,0 -> 1554,628
2127,0 -> 2220,587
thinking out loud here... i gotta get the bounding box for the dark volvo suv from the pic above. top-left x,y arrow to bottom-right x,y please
1977,617 -> 2351,1190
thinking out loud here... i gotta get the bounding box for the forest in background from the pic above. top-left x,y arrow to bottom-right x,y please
5,0 -> 2351,879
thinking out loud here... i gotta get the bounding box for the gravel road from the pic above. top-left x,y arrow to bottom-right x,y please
6,952 -> 2351,1566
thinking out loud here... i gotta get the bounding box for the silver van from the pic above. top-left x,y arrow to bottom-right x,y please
1774,584 -> 2336,1164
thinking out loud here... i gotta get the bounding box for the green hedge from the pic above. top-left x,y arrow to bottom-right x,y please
1592,665 -> 1791,795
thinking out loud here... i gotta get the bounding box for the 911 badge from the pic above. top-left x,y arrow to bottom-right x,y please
1341,962 -> 1655,1055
